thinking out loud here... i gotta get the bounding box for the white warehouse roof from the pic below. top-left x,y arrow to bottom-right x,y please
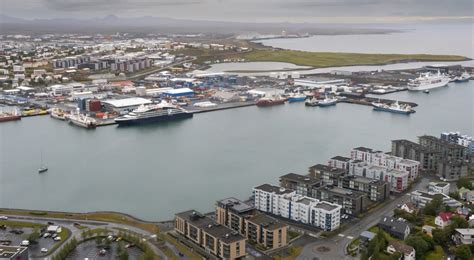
165,88 -> 194,94
102,97 -> 152,108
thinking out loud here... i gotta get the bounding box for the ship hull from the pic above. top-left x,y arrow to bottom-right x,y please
256,100 -> 286,107
373,107 -> 413,114
0,115 -> 21,122
115,112 -> 193,126
407,79 -> 450,91
318,102 -> 336,107
288,97 -> 306,103
69,119 -> 96,129
50,113 -> 66,121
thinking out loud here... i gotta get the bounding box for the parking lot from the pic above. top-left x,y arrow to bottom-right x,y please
0,223 -> 65,257
66,239 -> 142,259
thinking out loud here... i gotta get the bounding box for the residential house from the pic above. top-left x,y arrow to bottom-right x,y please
453,229 -> 474,245
400,203 -> 418,214
378,216 -> 411,240
386,241 -> 416,260
435,212 -> 453,228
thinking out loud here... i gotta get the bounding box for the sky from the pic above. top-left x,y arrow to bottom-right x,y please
1,0 -> 473,23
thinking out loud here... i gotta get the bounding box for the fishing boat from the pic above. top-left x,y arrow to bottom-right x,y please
372,100 -> 415,114
424,90 -> 430,94
68,109 -> 97,129
454,72 -> 471,83
288,93 -> 307,103
256,96 -> 286,107
318,95 -> 337,107
305,97 -> 319,107
0,109 -> 21,123
49,107 -> 67,120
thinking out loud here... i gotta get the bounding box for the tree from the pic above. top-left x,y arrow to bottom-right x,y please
457,178 -> 473,190
423,194 -> 445,216
451,215 -> 469,229
406,235 -> 431,260
448,192 -> 460,200
28,228 -> 40,243
432,229 -> 450,245
454,244 -> 473,260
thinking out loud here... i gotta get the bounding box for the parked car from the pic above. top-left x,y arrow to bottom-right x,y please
41,248 -> 48,253
54,236 -> 61,241
20,240 -> 30,246
98,249 -> 107,256
0,216 -> 8,220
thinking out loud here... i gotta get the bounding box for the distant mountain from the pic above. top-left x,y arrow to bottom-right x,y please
0,15 -> 399,35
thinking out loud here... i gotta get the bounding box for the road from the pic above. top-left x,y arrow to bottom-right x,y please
2,214 -> 168,260
297,176 -> 432,260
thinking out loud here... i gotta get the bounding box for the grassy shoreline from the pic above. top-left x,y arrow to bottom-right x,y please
229,49 -> 469,68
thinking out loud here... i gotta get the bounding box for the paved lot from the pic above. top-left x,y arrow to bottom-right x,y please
66,240 -> 142,260
0,226 -> 61,257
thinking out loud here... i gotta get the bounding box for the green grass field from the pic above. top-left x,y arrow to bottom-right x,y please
235,49 -> 468,68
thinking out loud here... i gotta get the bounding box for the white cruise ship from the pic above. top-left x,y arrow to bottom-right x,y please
115,102 -> 193,126
407,71 -> 450,91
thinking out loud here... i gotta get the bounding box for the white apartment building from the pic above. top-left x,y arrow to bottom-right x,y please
253,184 -> 341,231
348,161 -> 409,193
428,182 -> 450,195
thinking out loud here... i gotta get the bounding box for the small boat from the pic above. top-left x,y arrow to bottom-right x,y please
38,151 -> 48,173
305,97 -> 319,107
288,93 -> 307,103
318,95 -> 337,107
0,109 -> 21,123
424,90 -> 430,94
372,100 -> 415,114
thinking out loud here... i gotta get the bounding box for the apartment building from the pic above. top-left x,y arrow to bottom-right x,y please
175,210 -> 246,259
348,161 -> 409,192
279,173 -> 321,197
253,184 -> 341,231
245,214 -> 288,249
453,229 -> 474,245
410,190 -> 462,208
392,139 -> 438,171
328,156 -> 351,172
215,197 -> 288,250
312,186 -> 367,215
428,182 -> 450,195
308,164 -> 346,185
337,176 -> 390,202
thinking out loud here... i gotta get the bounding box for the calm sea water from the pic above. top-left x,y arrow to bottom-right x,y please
1,81 -> 472,220
257,23 -> 474,58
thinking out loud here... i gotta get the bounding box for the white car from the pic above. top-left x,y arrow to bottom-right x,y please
41,248 -> 48,253
20,240 -> 30,246
54,236 -> 61,241
0,216 -> 8,220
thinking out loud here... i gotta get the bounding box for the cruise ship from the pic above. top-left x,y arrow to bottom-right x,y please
115,102 -> 193,126
407,71 -> 450,91
372,101 -> 415,114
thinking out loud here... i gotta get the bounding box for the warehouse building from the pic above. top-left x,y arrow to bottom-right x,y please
102,97 -> 152,114
163,88 -> 194,98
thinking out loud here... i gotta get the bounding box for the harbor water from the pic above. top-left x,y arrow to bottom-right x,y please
1,81 -> 472,220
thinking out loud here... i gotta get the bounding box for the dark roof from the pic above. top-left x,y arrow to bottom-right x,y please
331,156 -> 351,162
203,223 -> 245,244
353,147 -> 373,152
246,214 -> 286,230
254,184 -> 294,195
175,210 -> 213,228
314,201 -> 340,211
378,216 -> 410,235
419,135 -> 467,149
216,197 -> 254,214
309,164 -> 346,174
279,173 -> 320,184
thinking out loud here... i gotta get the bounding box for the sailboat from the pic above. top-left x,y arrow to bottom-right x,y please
38,151 -> 48,173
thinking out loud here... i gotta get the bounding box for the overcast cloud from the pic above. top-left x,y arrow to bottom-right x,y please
1,0 -> 473,23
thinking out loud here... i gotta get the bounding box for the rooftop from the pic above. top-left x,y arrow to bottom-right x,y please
247,214 -> 286,230
175,210 -> 213,228
388,240 -> 415,254
254,184 -> 294,195
455,228 -> 474,236
102,97 -> 152,108
353,147 -> 373,152
314,201 -> 340,212
309,164 -> 346,174
203,223 -> 245,244
216,197 -> 254,214
280,173 -> 320,184
331,156 -> 351,162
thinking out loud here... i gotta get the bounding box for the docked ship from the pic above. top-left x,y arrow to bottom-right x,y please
407,71 -> 450,91
0,110 -> 21,123
49,107 -> 68,121
114,102 -> 193,126
288,93 -> 307,103
68,111 -> 97,129
256,96 -> 286,107
454,72 -> 471,83
318,95 -> 337,107
372,101 -> 415,114
305,97 -> 319,107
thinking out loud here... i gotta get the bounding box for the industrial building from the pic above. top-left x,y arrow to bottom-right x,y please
102,97 -> 152,114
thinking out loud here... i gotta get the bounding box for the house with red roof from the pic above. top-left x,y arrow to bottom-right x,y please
435,212 -> 453,228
